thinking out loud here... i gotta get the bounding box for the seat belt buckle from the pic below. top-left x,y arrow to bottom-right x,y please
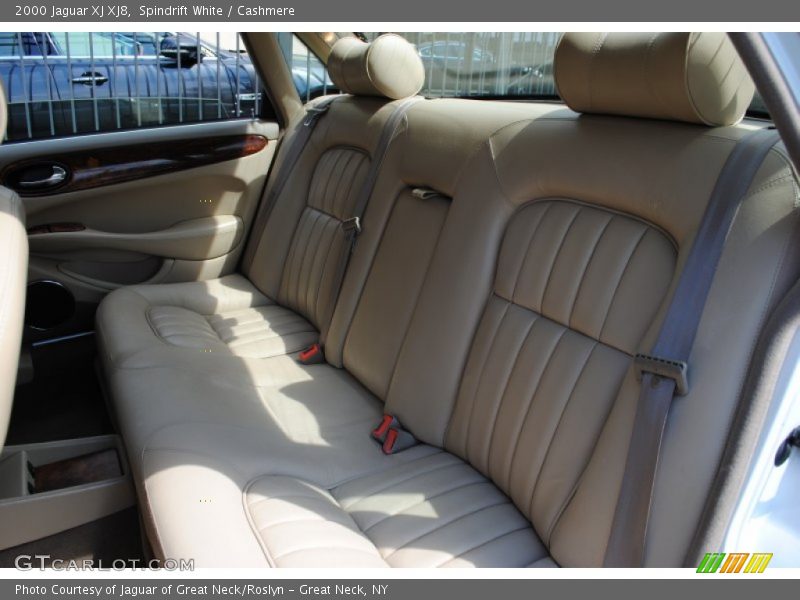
297,343 -> 325,365
341,217 -> 361,236
371,414 -> 418,454
634,353 -> 689,396
371,414 -> 398,443
382,427 -> 418,455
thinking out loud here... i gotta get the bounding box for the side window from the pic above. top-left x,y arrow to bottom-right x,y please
1,31 -> 273,143
277,33 -> 334,102
0,32 -> 55,57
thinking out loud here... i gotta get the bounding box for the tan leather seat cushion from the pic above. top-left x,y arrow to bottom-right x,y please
97,274 -> 318,371
96,33 -> 800,569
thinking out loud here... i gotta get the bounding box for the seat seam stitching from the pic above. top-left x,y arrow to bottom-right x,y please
294,210 -> 326,316
597,226 -> 649,343
567,214 -> 614,329
529,340 -> 600,539
381,500 -> 512,559
506,326 -> 569,487
324,146 -> 359,217
485,313 -> 539,478
537,206 -> 582,313
336,457 -> 464,510
254,517 -> 344,531
545,350 -> 632,550
304,216 -> 337,325
462,301 -> 512,464
312,219 -> 342,329
509,203 -> 553,303
434,525 -> 535,568
359,480 -> 494,534
271,545 -> 384,563
278,206 -> 313,305
241,488 -> 278,568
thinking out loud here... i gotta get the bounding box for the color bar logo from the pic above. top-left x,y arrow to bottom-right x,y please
697,552 -> 773,573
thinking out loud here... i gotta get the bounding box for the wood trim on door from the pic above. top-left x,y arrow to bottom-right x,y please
1,134 -> 268,197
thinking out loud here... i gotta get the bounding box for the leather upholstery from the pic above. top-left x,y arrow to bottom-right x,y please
328,35 -> 425,100
276,146 -> 369,330
242,454 -> 544,568
446,200 -> 675,546
98,274 -> 316,366
95,33 -> 800,568
99,35 -> 426,372
238,452 -> 547,568
555,32 -> 755,126
332,452 -> 547,567
0,187 -> 27,449
0,85 -> 27,449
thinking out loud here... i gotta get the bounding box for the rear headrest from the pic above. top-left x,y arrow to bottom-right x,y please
554,32 -> 755,126
328,34 -> 424,100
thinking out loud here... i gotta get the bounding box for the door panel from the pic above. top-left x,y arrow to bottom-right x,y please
2,134 -> 267,196
0,118 -> 278,342
27,215 -> 243,260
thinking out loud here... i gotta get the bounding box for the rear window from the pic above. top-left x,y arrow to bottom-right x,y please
362,32 -> 560,99
361,32 -> 769,117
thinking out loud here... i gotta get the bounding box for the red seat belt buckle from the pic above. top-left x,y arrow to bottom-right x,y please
371,414 -> 396,443
381,427 -> 418,455
382,428 -> 399,454
297,343 -> 324,365
371,414 -> 418,455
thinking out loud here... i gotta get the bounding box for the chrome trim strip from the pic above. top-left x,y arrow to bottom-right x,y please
31,330 -> 95,348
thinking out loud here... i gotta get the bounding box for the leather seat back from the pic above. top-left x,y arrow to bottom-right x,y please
427,33 -> 799,566
326,99 -> 566,404
242,35 -> 424,335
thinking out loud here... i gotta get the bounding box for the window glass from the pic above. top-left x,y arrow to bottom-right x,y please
0,33 -> 24,57
50,32 -> 140,57
277,33 -> 334,102
0,32 -> 55,57
361,32 -> 769,117
362,32 -> 560,98
1,32 -> 269,142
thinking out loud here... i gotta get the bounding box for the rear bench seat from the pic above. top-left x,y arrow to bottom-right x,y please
97,34 -> 428,369
97,33 -> 800,567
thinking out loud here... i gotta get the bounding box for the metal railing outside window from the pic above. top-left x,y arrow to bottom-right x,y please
0,32 -> 263,142
362,32 -> 561,99
358,32 -> 771,115
277,33 -> 334,103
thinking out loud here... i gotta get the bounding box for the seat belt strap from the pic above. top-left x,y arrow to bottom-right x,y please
241,95 -> 339,268
603,127 -> 780,568
329,96 -> 423,308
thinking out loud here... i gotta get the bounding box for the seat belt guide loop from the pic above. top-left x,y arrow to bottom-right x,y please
342,216 -> 361,236
634,353 -> 689,396
304,104 -> 331,127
